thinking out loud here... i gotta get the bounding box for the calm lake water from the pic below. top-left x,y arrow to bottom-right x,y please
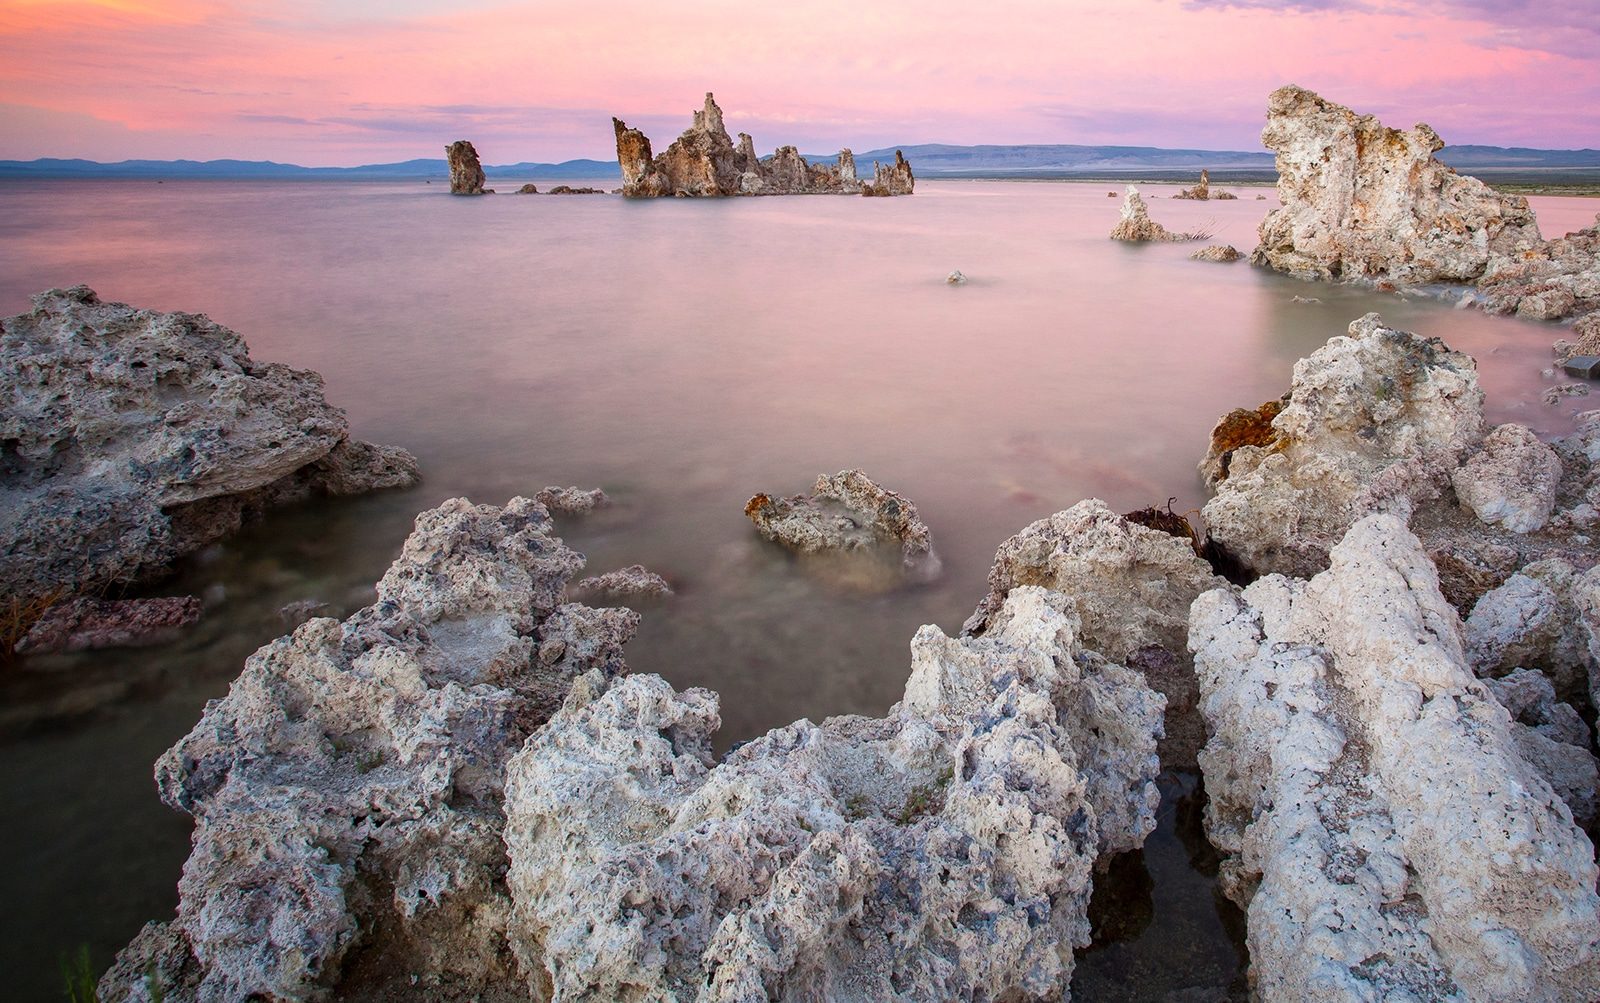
1,176 -> 1593,1000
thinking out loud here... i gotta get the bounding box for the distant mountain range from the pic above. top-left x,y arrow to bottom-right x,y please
2,144 -> 1597,180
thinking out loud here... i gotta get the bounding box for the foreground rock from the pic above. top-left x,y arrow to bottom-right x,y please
503,586 -> 1163,1000
99,497 -> 637,1002
1480,214 -> 1600,321
1109,186 -> 1201,242
1201,313 -> 1483,578
1192,514 -> 1600,1001
0,287 -> 418,601
745,469 -> 939,579
16,596 -> 202,654
1251,85 -> 1541,284
445,140 -> 487,195
963,500 -> 1226,770
614,93 -> 900,198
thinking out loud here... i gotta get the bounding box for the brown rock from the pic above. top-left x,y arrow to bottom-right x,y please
1173,169 -> 1211,201
445,140 -> 487,196
1200,399 -> 1286,485
18,596 -> 202,654
517,184 -> 538,194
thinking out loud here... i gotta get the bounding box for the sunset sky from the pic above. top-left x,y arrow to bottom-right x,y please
1,0 -> 1596,166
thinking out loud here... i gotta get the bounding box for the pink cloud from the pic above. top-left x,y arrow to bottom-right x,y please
0,0 -> 1594,165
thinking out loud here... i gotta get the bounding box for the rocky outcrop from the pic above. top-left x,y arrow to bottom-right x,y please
516,184 -> 538,194
1451,423 -> 1562,533
0,287 -> 418,601
1479,215 -> 1600,321
962,499 -> 1226,769
570,564 -> 672,598
445,140 -> 487,195
1484,668 -> 1598,827
502,586 -> 1163,1001
98,496 -> 638,1003
16,596 -> 201,655
1251,85 -> 1542,284
614,93 -> 889,198
1201,313 -> 1483,578
1109,186 -> 1198,242
1191,244 -> 1241,262
860,150 -> 915,197
1173,169 -> 1211,200
1465,559 -> 1594,701
745,469 -> 938,578
1191,514 -> 1600,1001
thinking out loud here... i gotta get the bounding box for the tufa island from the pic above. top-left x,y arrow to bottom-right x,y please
3,83 -> 1598,1001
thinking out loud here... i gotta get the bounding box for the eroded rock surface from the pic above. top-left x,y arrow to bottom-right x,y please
98,497 -> 637,1003
1110,186 -> 1185,242
1451,423 -> 1563,533
745,469 -> 938,578
503,586 -> 1163,1001
0,287 -> 419,599
1480,215 -> 1600,321
1191,244 -> 1241,262
570,564 -> 673,598
1191,514 -> 1600,1001
962,499 -> 1225,770
534,485 -> 608,516
614,93 -> 887,198
17,596 -> 202,655
1173,169 -> 1211,201
861,150 -> 915,197
1251,85 -> 1542,284
445,140 -> 487,195
1201,313 -> 1483,578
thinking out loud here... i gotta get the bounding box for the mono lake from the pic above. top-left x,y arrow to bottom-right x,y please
1,177 -> 1594,999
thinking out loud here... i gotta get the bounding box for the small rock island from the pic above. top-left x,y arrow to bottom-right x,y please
613,92 -> 914,198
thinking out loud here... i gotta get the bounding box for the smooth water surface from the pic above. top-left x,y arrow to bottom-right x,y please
1,176 -> 1593,999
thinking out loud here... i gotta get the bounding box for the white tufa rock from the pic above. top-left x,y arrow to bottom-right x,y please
503,586 -> 1164,1001
1191,514 -> 1600,1001
1451,424 -> 1563,533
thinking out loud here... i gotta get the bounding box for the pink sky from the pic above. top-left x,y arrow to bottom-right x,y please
1,0 -> 1596,165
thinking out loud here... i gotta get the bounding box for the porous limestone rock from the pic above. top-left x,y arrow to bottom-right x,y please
961,499 -> 1226,769
1451,423 -> 1563,533
1200,398 -> 1286,487
16,596 -> 201,654
445,140 -> 487,195
1554,311 -> 1600,364
1109,186 -> 1182,242
570,564 -> 673,598
1480,216 -> 1600,321
0,287 -> 419,600
1483,668 -> 1597,826
1191,244 -> 1241,263
534,484 -> 608,515
745,469 -> 938,577
614,93 -> 877,198
1578,564 -> 1600,716
1465,560 -> 1592,699
98,497 -> 637,1003
1251,85 -> 1542,285
502,586 -> 1164,1001
1173,169 -> 1211,200
1200,313 -> 1484,578
1191,514 -> 1600,1001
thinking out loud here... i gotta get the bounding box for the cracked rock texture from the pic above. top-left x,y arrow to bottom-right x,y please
1201,313 -> 1483,579
614,93 -> 883,198
0,286 -> 419,599
962,500 -> 1226,769
98,497 -> 637,1003
1251,85 -> 1542,284
503,585 -> 1163,1001
1191,514 -> 1600,1002
745,468 -> 939,578
446,140 -> 487,195
1480,215 -> 1600,321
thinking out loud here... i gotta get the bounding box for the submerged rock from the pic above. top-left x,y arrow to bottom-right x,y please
1251,84 -> 1542,285
962,499 -> 1226,769
946,269 -> 967,284
1190,244 -> 1241,263
1191,514 -> 1600,1001
745,469 -> 938,578
516,183 -> 538,194
534,484 -> 608,515
445,140 -> 487,195
99,496 -> 637,1002
570,564 -> 673,598
614,93 -> 883,198
0,287 -> 419,600
502,586 -> 1163,1000
16,595 -> 202,654
1555,311 -> 1600,364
